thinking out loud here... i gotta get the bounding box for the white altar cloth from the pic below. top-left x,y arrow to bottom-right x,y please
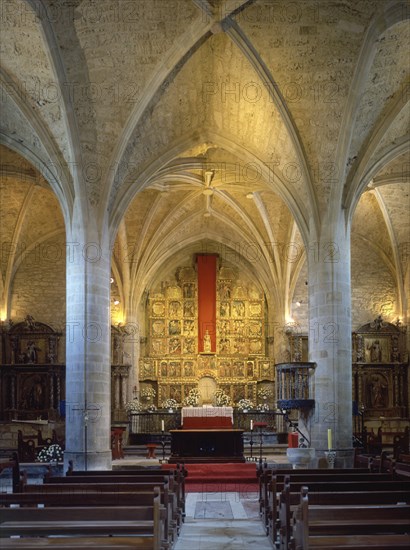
181,406 -> 233,423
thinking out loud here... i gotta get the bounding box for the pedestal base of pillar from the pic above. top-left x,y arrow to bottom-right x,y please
286,448 -> 316,469
314,448 -> 355,469
64,450 -> 112,472
325,451 -> 336,468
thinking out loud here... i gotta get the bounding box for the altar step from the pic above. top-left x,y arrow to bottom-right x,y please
123,443 -> 288,459
168,456 -> 246,464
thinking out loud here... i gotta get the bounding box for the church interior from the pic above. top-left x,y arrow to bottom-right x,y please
0,0 -> 409,547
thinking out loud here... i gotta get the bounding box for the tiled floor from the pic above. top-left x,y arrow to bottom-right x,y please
174,491 -> 275,550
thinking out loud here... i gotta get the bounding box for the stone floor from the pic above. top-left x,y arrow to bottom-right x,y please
122,452 -> 286,550
174,490 -> 275,549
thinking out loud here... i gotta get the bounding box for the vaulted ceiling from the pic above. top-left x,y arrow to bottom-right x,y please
0,0 -> 409,327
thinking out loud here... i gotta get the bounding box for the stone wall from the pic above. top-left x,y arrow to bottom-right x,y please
10,234 -> 66,362
351,238 -> 397,330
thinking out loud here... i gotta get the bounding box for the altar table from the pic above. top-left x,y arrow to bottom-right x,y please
181,406 -> 233,423
169,428 -> 245,463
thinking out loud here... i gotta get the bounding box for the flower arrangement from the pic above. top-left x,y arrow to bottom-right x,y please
257,388 -> 272,400
183,388 -> 201,406
140,387 -> 156,399
125,398 -> 143,413
257,403 -> 270,412
214,389 -> 231,406
146,404 -> 157,412
237,398 -> 255,411
37,444 -> 64,463
162,398 -> 178,410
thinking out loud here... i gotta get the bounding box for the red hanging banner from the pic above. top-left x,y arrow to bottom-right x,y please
197,254 -> 218,353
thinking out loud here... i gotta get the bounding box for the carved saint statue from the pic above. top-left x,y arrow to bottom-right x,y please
26,341 -> 41,364
367,340 -> 382,363
203,330 -> 212,353
372,379 -> 386,408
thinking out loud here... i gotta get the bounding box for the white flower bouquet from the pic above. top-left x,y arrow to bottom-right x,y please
162,398 -> 178,410
37,444 -> 64,463
214,389 -> 231,406
257,403 -> 270,411
140,387 -> 156,399
183,388 -> 201,406
237,398 -> 254,411
125,399 -> 143,413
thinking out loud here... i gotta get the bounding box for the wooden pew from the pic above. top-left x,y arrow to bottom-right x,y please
0,488 -> 165,550
258,464 -> 371,517
43,474 -> 183,536
21,480 -> 178,546
398,453 -> 410,463
0,451 -> 20,493
0,538 -> 156,549
65,464 -> 187,514
266,475 -> 410,547
292,486 -> 410,549
259,470 -> 395,534
395,460 -> 410,478
0,491 -> 166,508
275,479 -> 410,493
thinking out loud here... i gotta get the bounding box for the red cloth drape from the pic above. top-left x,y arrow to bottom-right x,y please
197,254 -> 217,352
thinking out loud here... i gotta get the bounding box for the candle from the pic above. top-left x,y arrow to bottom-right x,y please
250,420 -> 253,431
327,428 -> 332,450
161,420 -> 165,432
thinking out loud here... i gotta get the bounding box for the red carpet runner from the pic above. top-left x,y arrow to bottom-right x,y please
163,462 -> 258,493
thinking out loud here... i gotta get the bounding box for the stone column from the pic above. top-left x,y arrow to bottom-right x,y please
122,310 -> 141,404
308,220 -> 354,467
64,216 -> 112,470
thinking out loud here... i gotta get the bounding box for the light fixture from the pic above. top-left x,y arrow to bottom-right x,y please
110,277 -> 114,284
246,193 -> 254,199
113,299 -> 120,305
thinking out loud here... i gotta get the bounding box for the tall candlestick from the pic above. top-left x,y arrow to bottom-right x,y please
250,420 -> 253,431
161,420 -> 164,432
327,428 -> 332,450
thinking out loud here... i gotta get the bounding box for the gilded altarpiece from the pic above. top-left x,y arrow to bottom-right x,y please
352,317 -> 408,420
139,264 -> 275,406
285,317 -> 408,422
0,316 -> 64,421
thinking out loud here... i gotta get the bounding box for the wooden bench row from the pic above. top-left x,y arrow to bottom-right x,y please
0,451 -> 20,493
290,486 -> 410,549
257,463 -> 389,522
1,466 -> 187,550
0,488 -> 164,550
355,450 -> 410,477
261,470 -> 410,550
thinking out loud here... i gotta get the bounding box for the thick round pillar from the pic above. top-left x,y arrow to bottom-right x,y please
64,220 -> 112,470
308,222 -> 354,467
